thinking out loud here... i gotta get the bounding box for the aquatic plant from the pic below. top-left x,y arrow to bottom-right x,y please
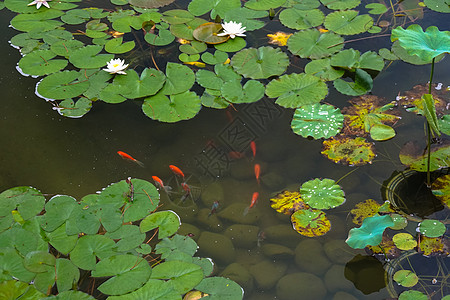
0,181 -> 243,299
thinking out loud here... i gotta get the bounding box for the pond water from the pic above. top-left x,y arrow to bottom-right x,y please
0,1 -> 449,299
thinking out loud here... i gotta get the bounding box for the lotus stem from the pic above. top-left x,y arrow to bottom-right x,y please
426,57 -> 435,187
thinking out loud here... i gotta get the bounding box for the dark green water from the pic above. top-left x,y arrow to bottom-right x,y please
1,1 -> 449,299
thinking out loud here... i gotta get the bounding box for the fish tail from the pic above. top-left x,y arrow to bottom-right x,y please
243,206 -> 250,216
135,160 -> 145,168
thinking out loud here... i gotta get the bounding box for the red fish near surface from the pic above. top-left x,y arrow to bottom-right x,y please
250,141 -> 256,158
243,192 -> 259,216
254,163 -> 261,186
117,151 -> 144,167
169,165 -> 185,179
152,176 -> 171,193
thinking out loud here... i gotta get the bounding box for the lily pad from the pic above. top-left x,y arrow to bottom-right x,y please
188,0 -> 241,18
322,136 -> 376,166
293,0 -> 321,9
179,40 -> 207,55
279,8 -> 324,30
37,71 -> 90,100
291,208 -> 331,237
144,24 -> 175,46
320,0 -> 361,10
304,58 -> 344,81
365,3 -> 388,14
300,178 -> 345,209
192,22 -> 229,44
105,37 -> 135,54
266,73 -> 328,108
214,37 -> 247,52
417,219 -> 446,238
160,62 -> 195,95
333,69 -> 373,96
392,233 -> 417,250
398,290 -> 427,300
151,261 -> 203,294
69,235 -> 116,270
0,186 -> 45,221
393,270 -> 419,287
270,191 -> 310,215
432,174 -> 450,208
419,236 -> 446,256
245,0 -> 287,10
143,91 -> 201,122
170,18 -> 207,40
291,103 -> 343,139
424,0 -> 450,13
287,29 -> 344,59
399,140 -> 450,172
129,0 -> 175,9
201,50 -> 228,65
55,98 -> 93,118
18,50 -> 68,76
330,49 -> 384,71
221,80 -> 265,104
195,277 -> 244,300
346,214 -> 394,249
230,47 -> 289,79
140,210 -> 181,239
391,25 -> 450,62
389,214 -> 408,230
161,9 -> 194,24
69,45 -> 114,69
350,199 -> 381,225
39,195 -> 77,232
223,7 -> 268,31
369,124 -> 396,141
10,10 -> 64,33
324,10 -> 373,35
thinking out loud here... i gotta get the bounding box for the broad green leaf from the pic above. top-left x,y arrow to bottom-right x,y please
61,9 -> 91,25
144,24 -> 175,46
345,214 -> 394,249
161,9 -> 194,24
322,136 -> 376,166
55,98 -> 93,118
151,261 -> 203,294
170,18 -> 206,40
221,80 -> 265,104
155,234 -> 198,259
107,279 -> 181,300
223,8 -> 268,31
389,214 -> 408,230
333,69 -> 373,96
291,208 -> 331,237
391,40 -> 445,65
0,186 -> 45,220
291,103 -> 343,139
0,280 -> 44,300
105,37 -> 135,54
160,62 -> 195,95
188,0 -> 240,18
179,40 -> 207,55
18,50 -> 68,76
143,90 -> 201,122
320,0 -> 360,10
195,277 -> 244,300
192,22 -> 229,44
55,258 -> 80,293
391,25 -> 450,62
214,37 -> 246,52
39,195 -> 77,232
24,251 -> 56,273
45,290 -> 96,300
245,0 -> 287,10
69,45 -> 114,69
398,290 -> 427,300
50,39 -> 84,57
365,3 -> 388,14
438,115 -> 450,135
108,68 -> 166,99
300,178 -> 345,209
37,71 -> 90,100
201,50 -> 228,65
10,10 -> 64,33
392,233 -> 417,250
421,94 -> 441,136
69,235 -> 116,270
0,248 -> 35,282
140,210 -> 181,239
91,255 -> 152,295
399,141 -> 450,171
266,73 -> 328,108
324,10 -> 373,35
424,0 -> 450,13
369,124 -> 396,141
46,223 -> 78,255
293,0 -> 321,9
304,58 -> 344,81
287,29 -> 344,59
231,47 -> 289,79
393,270 -> 419,287
417,219 -> 446,237
279,8 -> 324,30
105,225 -> 146,252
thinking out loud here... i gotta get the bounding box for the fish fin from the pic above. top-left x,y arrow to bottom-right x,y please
243,206 -> 250,216
135,160 -> 145,168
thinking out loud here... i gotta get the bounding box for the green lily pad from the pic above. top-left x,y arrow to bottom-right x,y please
304,58 -> 344,81
392,233 -> 417,250
18,50 -> 68,76
398,290 -> 428,300
0,186 -> 45,221
221,80 -> 265,103
0,248 -> 35,282
155,234 -> 199,259
365,3 -> 388,14
291,208 -> 331,237
324,10 -> 373,35
143,91 -> 202,122
55,258 -> 79,293
345,214 -> 394,249
214,36 -> 246,52
418,219 -> 446,238
55,98 -> 92,118
108,279 -> 181,299
369,124 -> 396,141
438,115 -> 450,135
161,9 -> 194,24
170,18 -> 207,40
179,40 -> 207,55
333,69 -> 373,96
330,49 -> 384,71
144,24 -> 175,46
129,0 -> 175,9
393,270 -> 419,288
321,136 -> 376,166
24,251 -> 55,273
399,141 -> 450,172
291,103 -> 344,139
69,235 -> 116,270
293,0 -> 321,9
391,25 -> 450,62
39,195 -> 77,232
50,39 -> 84,57
37,71 -> 90,100
69,45 -> 114,69
188,0 -> 241,18
288,29 -> 344,59
105,225 -> 145,252
320,0 -> 360,10
245,0 -> 287,10
105,37 -> 135,54
432,174 -> 450,208
230,46 -> 289,79
379,48 -> 398,61
46,224 -> 78,255
300,178 -> 345,209
91,255 -> 152,295
279,8 -> 324,30
192,22 -> 228,44
424,0 -> 450,13
107,68 -> 166,99
151,261 -> 203,294
179,53 -> 200,63
201,50 -> 228,65
0,280 -> 45,299
160,62 -> 195,95
270,191 -> 310,215
140,210 -> 181,239
266,73 -> 328,108
223,7 -> 268,31
195,277 -> 244,300
10,10 -> 64,33
201,92 -> 229,109
389,213 -> 408,230
61,9 -> 91,25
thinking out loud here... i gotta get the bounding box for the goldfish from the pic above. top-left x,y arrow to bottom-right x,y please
180,182 -> 192,202
243,192 -> 259,216
254,163 -> 260,185
152,176 -> 172,193
117,151 -> 144,167
250,141 -> 256,158
229,151 -> 245,159
208,201 -> 220,217
169,165 -> 185,179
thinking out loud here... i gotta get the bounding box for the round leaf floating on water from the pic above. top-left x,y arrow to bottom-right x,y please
161,9 -> 195,25
231,46 -> 289,79
104,37 -> 135,54
321,136 -> 376,166
389,213 -> 408,230
398,290 -> 428,300
37,70 -> 90,100
324,10 -> 373,35
151,260 -> 203,294
270,191 -> 310,215
393,270 -> 419,288
369,124 -> 396,141
55,98 -> 93,118
346,214 -> 394,249
129,0 -> 175,9
320,0 -> 361,10
279,8 -> 325,30
18,49 -> 68,76
291,208 -> 331,237
287,29 -> 344,59
143,91 -> 201,123
69,45 -> 114,69
417,219 -> 446,238
140,210 -> 181,239
291,103 -> 343,139
365,3 -> 388,14
304,58 -> 344,81
201,50 -> 228,65
399,140 -> 450,172
432,174 -> 450,208
418,236 -> 446,256
392,233 -> 417,250
160,62 -> 195,95
221,80 -> 265,104
214,36 -> 247,52
266,73 -> 328,108
300,178 -> 345,209
424,0 -> 450,13
334,68 -> 373,96
192,22 -> 229,44
144,24 -> 175,46
244,0 -> 287,10
195,277 -> 244,299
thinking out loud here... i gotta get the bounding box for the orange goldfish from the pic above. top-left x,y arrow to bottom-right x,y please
229,151 -> 245,159
243,192 -> 259,216
152,176 -> 171,193
254,163 -> 261,185
169,165 -> 185,179
117,151 -> 144,167
250,141 -> 256,158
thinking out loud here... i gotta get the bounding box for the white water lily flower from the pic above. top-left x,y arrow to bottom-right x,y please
28,0 -> 51,9
103,58 -> 129,75
217,21 -> 246,39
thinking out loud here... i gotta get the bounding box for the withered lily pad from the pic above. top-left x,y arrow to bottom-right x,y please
399,140 -> 450,172
366,234 -> 400,260
192,22 -> 228,44
418,236 -> 448,256
432,174 -> 450,208
270,191 -> 310,215
350,199 -> 380,225
321,136 -> 376,166
291,208 -> 331,237
300,178 -> 345,209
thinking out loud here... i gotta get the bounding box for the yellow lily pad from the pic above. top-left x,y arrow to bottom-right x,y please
270,191 -> 309,215
393,233 -> 417,250
418,236 -> 448,256
321,136 -> 376,166
291,208 -> 331,237
350,199 -> 380,225
432,174 -> 450,209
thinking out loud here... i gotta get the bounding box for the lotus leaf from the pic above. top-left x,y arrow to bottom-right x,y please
418,94 -> 441,137
160,62 -> 195,95
140,210 -> 181,239
214,37 -> 247,52
195,277 -> 244,300
10,10 -> 64,33
266,73 -> 328,108
392,233 -> 417,250
0,280 -> 44,299
105,37 -> 135,54
424,0 -> 450,13
231,47 -> 289,79
107,279 -> 181,300
438,115 -> 450,135
333,69 -> 373,96
129,0 -> 175,9
417,219 -> 446,238
192,22 -> 228,44
223,7 -> 268,31
398,290 -> 427,300
291,208 -> 331,237
287,29 -> 344,59
279,8 -> 324,30
399,140 -> 450,172
143,91 -> 201,122
391,25 -> 450,62
345,214 -> 394,249
320,0 -> 361,10
188,0 -> 241,18
350,199 -> 380,225
419,236 -> 446,256
369,124 -> 396,141
432,174 -> 450,208
324,10 -> 373,35
221,80 -> 265,104
201,50 -> 228,65
270,191 -> 309,215
300,178 -> 345,210
145,24 -> 175,46
391,40 -> 445,65
170,18 -> 207,40
46,224 -> 78,255
398,83 -> 449,118
389,214 -> 408,230
245,0 -> 287,10
393,270 -> 419,288
304,58 -> 344,81
151,261 -> 203,294
0,186 -> 45,221
267,31 -> 292,46
291,103 -> 343,139
322,136 -> 376,166
56,98 -> 93,118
